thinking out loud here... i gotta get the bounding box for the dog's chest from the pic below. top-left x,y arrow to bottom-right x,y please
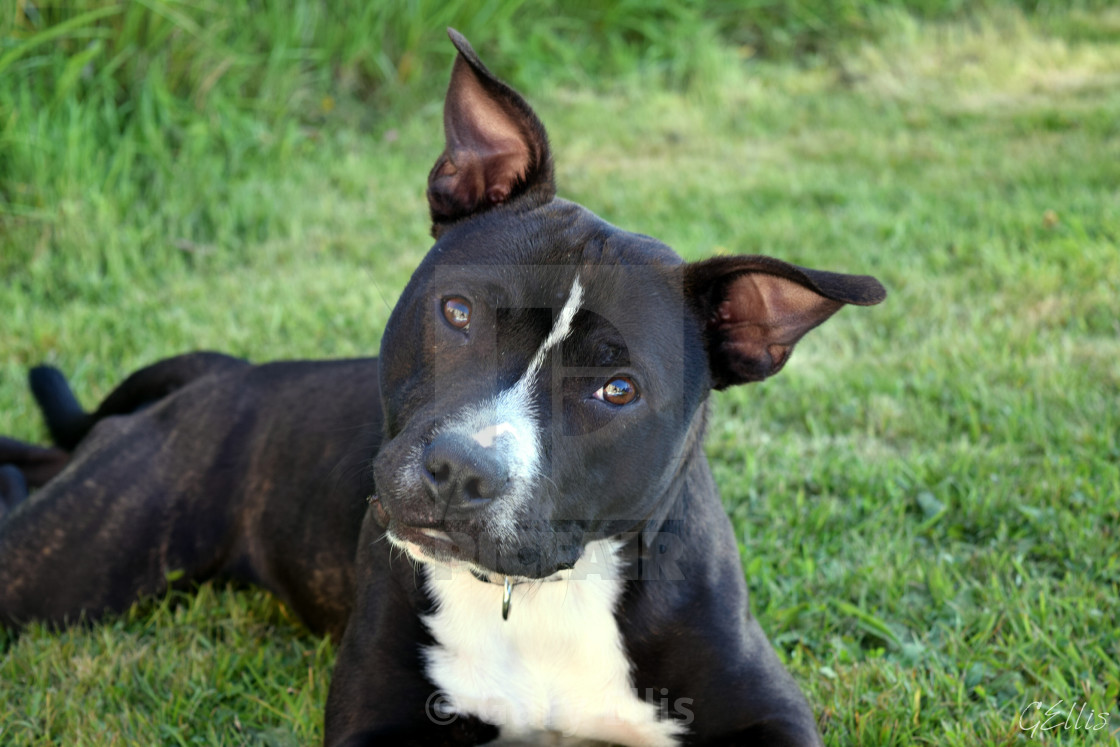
421,541 -> 683,746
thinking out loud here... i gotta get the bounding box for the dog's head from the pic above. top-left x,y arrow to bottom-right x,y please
372,30 -> 885,579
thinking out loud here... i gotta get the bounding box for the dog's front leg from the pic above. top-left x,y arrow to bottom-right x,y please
324,512 -> 499,747
326,615 -> 499,747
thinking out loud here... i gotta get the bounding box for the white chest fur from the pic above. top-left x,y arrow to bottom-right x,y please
421,540 -> 684,746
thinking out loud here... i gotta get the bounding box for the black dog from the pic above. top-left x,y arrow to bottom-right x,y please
0,30 -> 885,746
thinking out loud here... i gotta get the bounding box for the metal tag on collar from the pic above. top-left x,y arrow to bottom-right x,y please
501,576 -> 513,621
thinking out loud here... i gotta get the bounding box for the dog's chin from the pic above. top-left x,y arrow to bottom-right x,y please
387,523 -> 471,570
385,522 -> 578,581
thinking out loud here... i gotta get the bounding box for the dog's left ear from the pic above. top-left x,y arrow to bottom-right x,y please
428,29 -> 555,233
685,256 -> 886,389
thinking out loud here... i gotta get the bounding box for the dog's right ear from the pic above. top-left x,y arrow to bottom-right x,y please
427,29 -> 555,234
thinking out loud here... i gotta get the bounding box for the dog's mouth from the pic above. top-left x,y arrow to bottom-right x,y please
371,492 -> 587,578
389,523 -> 470,567
372,495 -> 483,569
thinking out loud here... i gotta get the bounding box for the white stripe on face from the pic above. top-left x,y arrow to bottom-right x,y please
523,276 -> 584,383
471,422 -> 519,448
482,274 -> 583,538
416,274 -> 584,547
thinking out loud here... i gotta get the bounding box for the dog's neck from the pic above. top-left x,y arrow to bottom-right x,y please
467,567 -> 568,621
420,539 -> 686,746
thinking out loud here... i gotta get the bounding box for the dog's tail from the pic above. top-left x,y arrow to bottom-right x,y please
29,366 -> 92,451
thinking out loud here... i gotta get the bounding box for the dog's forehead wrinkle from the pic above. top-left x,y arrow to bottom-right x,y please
427,197 -> 686,273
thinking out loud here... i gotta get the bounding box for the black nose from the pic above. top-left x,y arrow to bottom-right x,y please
422,433 -> 510,509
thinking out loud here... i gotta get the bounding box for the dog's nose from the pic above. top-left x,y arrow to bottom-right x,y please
422,433 -> 510,508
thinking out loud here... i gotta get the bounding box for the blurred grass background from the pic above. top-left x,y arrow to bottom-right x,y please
2,1 -> 1119,745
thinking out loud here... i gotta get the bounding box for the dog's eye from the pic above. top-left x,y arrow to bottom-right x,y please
594,377 -> 638,406
442,297 -> 471,330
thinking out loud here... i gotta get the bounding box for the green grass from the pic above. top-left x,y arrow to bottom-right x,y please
2,2 -> 1119,745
